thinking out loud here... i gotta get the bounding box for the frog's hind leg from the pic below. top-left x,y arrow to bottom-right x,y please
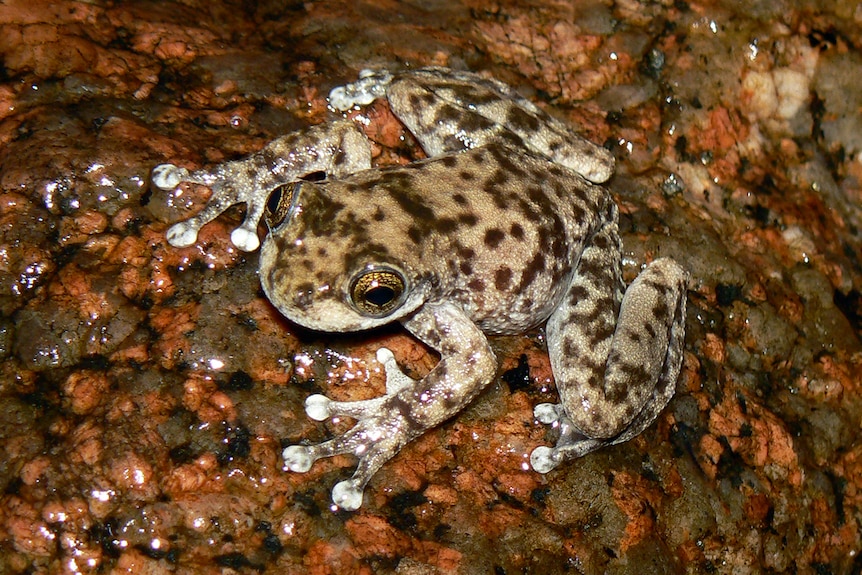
384,68 -> 614,183
531,211 -> 687,473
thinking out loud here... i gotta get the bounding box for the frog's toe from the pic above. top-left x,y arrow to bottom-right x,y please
230,225 -> 260,252
304,394 -> 388,421
531,437 -> 605,474
530,445 -> 562,473
152,164 -> 188,190
376,347 -> 417,394
282,421 -> 405,510
282,445 -> 315,472
304,394 -> 333,421
532,404 -> 606,472
332,479 -> 364,511
534,402 -> 563,425
166,221 -> 200,248
328,70 -> 393,111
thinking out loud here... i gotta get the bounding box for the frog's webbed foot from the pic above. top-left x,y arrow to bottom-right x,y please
282,348 -> 417,511
154,121 -> 371,252
530,404 -> 605,473
328,69 -> 394,111
153,162 -> 265,251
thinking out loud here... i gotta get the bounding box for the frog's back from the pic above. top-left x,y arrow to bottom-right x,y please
338,144 -> 611,333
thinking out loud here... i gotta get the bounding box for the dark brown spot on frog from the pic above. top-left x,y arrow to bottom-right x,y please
562,338 -> 582,359
483,171 -> 511,209
457,246 -> 475,262
436,217 -> 458,233
467,278 -> 485,292
260,148 -> 278,171
333,149 -> 349,166
450,84 -> 498,105
552,237 -> 567,259
388,189 -> 434,221
568,285 -> 589,305
452,193 -> 468,206
592,233 -> 610,250
577,255 -> 606,284
488,144 -> 527,177
441,155 -> 458,168
494,267 -> 512,291
651,301 -> 670,320
510,223 -> 525,240
458,170 -> 476,181
484,228 -> 505,248
590,321 -> 615,344
453,109 -> 497,134
458,213 -> 478,226
435,103 -> 463,124
526,185 -> 545,205
460,261 -> 473,276
611,364 -> 651,400
569,199 -> 587,223
516,198 -> 542,221
407,225 -> 425,244
373,207 -> 386,221
551,263 -> 572,286
644,322 -> 657,339
506,105 -> 542,133
548,164 -> 566,178
334,211 -> 371,243
517,253 -> 546,290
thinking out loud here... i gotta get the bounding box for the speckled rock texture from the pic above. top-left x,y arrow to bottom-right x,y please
1,1 -> 861,573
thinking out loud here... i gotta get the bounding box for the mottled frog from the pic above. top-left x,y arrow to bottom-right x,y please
152,67 -> 688,511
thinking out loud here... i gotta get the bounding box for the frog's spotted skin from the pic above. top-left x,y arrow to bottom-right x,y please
154,67 -> 688,511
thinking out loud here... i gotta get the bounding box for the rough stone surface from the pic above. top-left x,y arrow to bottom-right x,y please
1,0 -> 861,573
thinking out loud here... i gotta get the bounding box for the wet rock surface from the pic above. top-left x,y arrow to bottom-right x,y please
1,0 -> 861,573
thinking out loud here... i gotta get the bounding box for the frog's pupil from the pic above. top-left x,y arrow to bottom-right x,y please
365,286 -> 395,307
266,186 -> 282,214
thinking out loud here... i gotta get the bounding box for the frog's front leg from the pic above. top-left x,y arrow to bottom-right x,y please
283,302 -> 497,510
531,206 -> 688,473
152,120 -> 370,251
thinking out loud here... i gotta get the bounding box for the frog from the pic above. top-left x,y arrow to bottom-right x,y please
152,66 -> 688,511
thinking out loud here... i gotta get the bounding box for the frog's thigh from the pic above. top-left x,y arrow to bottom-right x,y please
385,77 -> 516,156
548,242 -> 686,440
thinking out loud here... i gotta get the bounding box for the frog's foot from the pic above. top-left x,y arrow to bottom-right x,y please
530,403 -> 605,473
152,163 -> 264,251
282,348 -> 418,510
328,69 -> 394,111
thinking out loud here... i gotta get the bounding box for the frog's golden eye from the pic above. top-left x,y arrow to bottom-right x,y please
349,267 -> 407,317
264,183 -> 299,230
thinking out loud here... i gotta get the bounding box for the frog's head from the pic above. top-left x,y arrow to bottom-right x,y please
258,180 -> 431,332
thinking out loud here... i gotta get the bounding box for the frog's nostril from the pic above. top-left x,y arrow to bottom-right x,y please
293,285 -> 315,310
